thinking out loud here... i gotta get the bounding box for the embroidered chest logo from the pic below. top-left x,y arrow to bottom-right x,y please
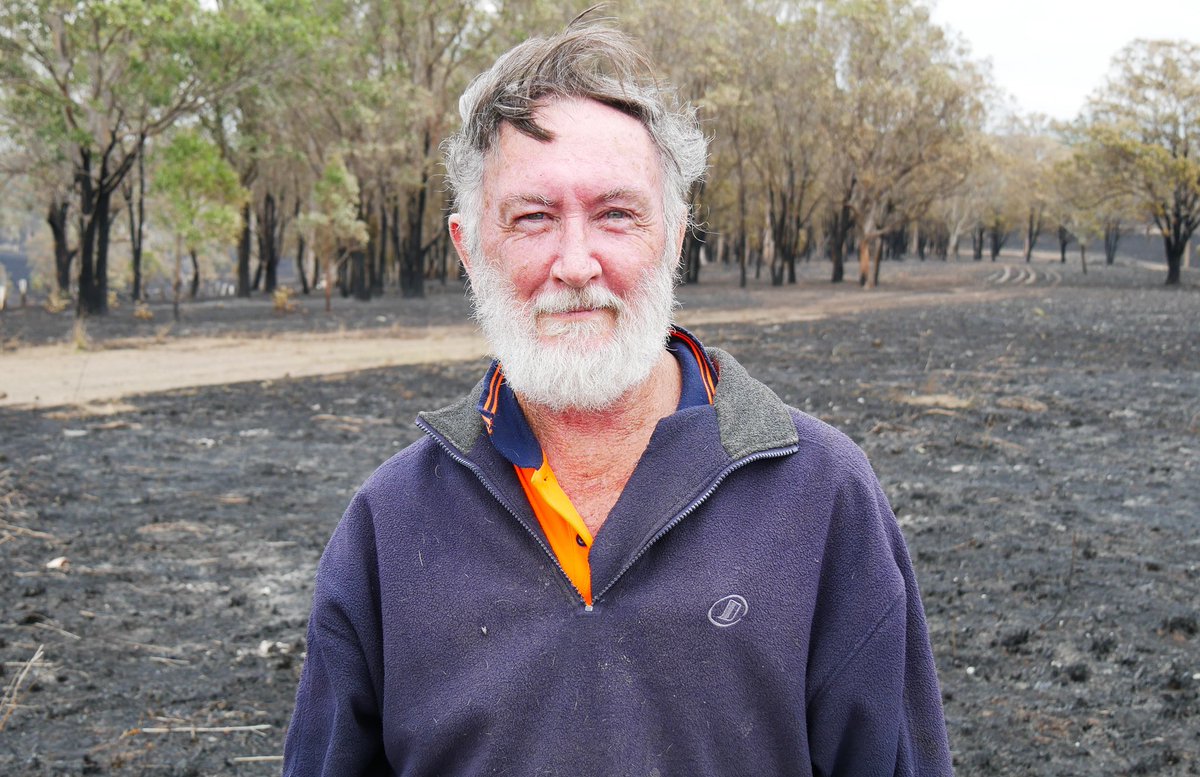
708,594 -> 749,627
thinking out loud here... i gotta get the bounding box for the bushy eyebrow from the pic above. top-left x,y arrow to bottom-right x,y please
597,187 -> 652,210
496,188 -> 653,218
498,194 -> 556,216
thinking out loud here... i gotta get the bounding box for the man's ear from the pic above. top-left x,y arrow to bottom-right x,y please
448,214 -> 473,277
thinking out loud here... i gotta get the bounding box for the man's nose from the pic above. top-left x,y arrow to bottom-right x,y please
550,216 -> 601,288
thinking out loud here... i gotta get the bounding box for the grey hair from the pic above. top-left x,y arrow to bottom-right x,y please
443,19 -> 707,258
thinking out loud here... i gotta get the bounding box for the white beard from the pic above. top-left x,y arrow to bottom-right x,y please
468,252 -> 679,412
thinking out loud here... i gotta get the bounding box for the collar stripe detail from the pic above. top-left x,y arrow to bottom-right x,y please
673,327 -> 717,404
485,366 -> 504,415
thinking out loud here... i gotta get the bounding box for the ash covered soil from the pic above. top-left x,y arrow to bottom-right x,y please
1,260 -> 1197,775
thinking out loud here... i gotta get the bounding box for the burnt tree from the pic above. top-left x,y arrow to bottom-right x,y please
47,196 -> 75,295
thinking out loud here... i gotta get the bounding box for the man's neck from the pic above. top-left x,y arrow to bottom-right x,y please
519,350 -> 682,536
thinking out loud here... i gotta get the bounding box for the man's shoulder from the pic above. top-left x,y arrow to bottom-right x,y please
787,407 -> 871,469
708,347 -> 798,459
708,346 -> 869,474
415,378 -> 488,455
357,375 -> 490,500
356,433 -> 446,500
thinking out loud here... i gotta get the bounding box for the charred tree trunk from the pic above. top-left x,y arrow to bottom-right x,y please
768,185 -> 783,288
265,248 -> 279,294
737,191 -> 748,288
296,237 -> 310,294
77,164 -> 116,316
360,197 -> 377,297
123,137 -> 147,301
190,249 -> 201,299
337,254 -> 349,297
400,132 -> 433,299
828,202 -> 852,284
390,203 -> 402,291
767,168 -> 800,287
294,200 -> 310,294
401,185 -> 427,298
351,248 -> 370,301
75,152 -> 99,315
47,197 -> 75,295
172,235 -> 183,322
255,192 -> 283,294
736,231 -> 747,288
681,182 -> 707,284
1152,185 -> 1199,285
310,249 -> 321,293
682,221 -> 705,284
1103,221 -> 1121,265
871,236 -> 884,287
1164,238 -> 1184,286
1023,207 -> 1043,263
236,202 -> 252,297
375,199 -> 388,293
988,225 -> 1007,261
71,132 -> 140,316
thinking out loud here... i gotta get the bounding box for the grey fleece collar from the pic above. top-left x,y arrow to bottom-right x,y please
417,347 -> 799,462
706,347 -> 799,459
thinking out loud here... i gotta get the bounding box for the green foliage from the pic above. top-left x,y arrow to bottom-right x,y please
9,0 -> 1190,300
153,130 -> 248,251
1,0 -> 321,311
1079,39 -> 1200,281
1050,154 -> 1102,243
827,0 -> 985,225
302,152 -> 368,255
1,0 -> 240,162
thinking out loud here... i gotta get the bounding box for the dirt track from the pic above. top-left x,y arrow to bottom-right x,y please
0,329 -> 486,408
2,280 -> 1023,409
1,258 -> 1198,776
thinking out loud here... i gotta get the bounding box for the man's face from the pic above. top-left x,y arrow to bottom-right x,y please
451,98 -> 683,411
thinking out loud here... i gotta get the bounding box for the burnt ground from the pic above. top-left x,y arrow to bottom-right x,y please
1,259 -> 1198,775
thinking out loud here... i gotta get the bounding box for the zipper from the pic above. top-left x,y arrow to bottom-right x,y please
591,444 -> 799,604
416,418 -> 588,607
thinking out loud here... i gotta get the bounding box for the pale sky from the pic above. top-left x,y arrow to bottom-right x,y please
927,0 -> 1198,121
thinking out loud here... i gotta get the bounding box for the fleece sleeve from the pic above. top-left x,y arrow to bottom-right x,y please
805,462 -> 953,777
282,495 -> 391,776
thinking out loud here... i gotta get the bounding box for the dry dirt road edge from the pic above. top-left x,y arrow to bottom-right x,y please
0,287 -> 1017,410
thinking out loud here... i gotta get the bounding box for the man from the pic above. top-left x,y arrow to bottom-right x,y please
284,20 -> 953,777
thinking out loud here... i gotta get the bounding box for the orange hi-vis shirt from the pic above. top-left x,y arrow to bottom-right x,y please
477,327 -> 718,606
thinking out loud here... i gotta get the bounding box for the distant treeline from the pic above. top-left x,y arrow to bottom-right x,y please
1,1 -> 1196,317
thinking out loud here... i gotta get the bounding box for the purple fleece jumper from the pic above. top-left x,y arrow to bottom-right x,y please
282,347 -> 954,776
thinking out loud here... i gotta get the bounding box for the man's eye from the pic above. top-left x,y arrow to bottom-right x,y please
517,212 -> 546,222
604,210 -> 630,220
